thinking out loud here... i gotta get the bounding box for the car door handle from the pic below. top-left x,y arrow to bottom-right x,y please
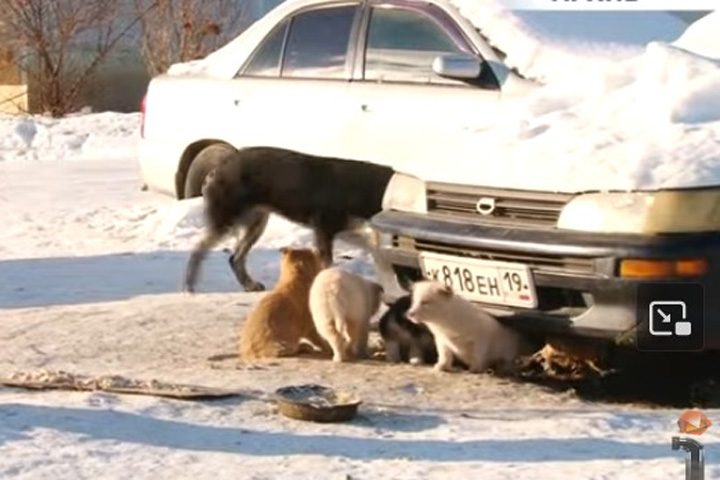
360,104 -> 371,112
233,99 -> 241,106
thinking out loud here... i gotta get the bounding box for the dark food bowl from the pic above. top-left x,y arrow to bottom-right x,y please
274,384 -> 362,423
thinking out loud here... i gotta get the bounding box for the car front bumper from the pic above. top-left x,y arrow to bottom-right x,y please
370,211 -> 720,350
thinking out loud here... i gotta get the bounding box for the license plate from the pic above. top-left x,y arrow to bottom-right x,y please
418,252 -> 538,309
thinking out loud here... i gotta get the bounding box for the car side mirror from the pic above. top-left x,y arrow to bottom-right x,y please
432,53 -> 483,80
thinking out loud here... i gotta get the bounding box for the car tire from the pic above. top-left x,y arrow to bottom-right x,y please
183,143 -> 237,198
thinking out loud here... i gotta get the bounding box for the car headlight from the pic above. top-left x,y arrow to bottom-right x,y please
557,189 -> 720,233
381,173 -> 427,213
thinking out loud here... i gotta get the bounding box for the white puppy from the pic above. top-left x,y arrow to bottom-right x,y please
309,267 -> 383,362
406,280 -> 531,373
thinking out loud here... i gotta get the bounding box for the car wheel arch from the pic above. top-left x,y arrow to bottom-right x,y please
176,139 -> 236,199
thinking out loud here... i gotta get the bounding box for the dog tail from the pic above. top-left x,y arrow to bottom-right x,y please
184,169 -> 248,293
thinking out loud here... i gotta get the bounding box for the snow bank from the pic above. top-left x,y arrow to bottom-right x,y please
0,112 -> 140,162
449,1 -> 688,86
403,39 -> 720,192
391,4 -> 720,193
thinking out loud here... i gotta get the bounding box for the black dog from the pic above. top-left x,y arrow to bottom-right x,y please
379,295 -> 438,365
184,146 -> 394,293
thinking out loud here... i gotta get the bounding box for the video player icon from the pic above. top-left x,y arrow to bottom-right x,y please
637,283 -> 703,351
649,300 -> 691,337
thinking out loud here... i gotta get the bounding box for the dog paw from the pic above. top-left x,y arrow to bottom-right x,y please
352,349 -> 368,360
409,357 -> 423,366
244,281 -> 266,292
433,363 -> 453,373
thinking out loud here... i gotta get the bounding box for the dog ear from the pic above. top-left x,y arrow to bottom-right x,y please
439,283 -> 453,297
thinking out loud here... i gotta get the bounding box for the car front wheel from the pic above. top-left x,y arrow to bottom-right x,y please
183,143 -> 237,198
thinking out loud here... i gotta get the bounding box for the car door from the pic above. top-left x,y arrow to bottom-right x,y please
348,0 -> 502,172
223,2 -> 363,158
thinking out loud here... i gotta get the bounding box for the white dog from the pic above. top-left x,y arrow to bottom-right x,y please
308,267 -> 383,362
406,281 -> 531,373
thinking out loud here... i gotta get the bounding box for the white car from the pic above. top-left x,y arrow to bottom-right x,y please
138,0 -> 541,198
138,0 -> 716,352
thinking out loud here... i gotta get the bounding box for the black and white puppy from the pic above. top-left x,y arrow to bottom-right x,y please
379,295 -> 437,365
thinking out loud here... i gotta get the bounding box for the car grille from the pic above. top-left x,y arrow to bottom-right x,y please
426,182 -> 572,229
393,235 -> 597,276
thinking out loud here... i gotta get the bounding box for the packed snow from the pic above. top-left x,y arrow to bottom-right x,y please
4,6 -> 720,479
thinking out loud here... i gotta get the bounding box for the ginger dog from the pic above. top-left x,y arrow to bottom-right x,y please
239,247 -> 327,361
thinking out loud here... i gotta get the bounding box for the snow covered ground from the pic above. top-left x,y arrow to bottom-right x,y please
3,6 -> 720,478
1,113 -> 719,480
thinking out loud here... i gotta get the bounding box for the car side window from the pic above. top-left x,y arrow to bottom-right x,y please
242,21 -> 289,77
280,5 -> 358,79
364,7 -> 469,84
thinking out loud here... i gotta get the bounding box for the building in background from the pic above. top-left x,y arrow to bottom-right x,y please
0,46 -> 27,114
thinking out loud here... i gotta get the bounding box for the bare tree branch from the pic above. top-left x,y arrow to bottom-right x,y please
0,0 -> 158,117
134,0 -> 253,77
65,1 -> 158,108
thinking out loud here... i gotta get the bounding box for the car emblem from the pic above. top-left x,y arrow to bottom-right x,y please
476,197 -> 496,216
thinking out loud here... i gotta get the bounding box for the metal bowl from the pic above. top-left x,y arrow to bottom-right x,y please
274,384 -> 361,423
